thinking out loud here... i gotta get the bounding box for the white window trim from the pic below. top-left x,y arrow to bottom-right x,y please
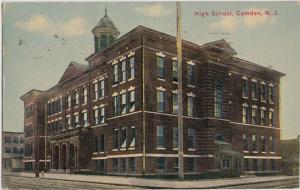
156,52 -> 165,57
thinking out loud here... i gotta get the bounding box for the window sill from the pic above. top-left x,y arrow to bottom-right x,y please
156,147 -> 166,150
173,148 -> 178,151
93,152 -> 98,154
112,84 -> 118,88
262,152 -> 267,154
120,81 -> 126,84
270,152 -> 275,154
120,148 -> 126,151
253,151 -> 258,153
243,151 -> 249,153
242,96 -> 248,99
129,147 -> 135,150
188,148 -> 196,151
157,78 -> 166,82
112,149 -> 118,152
99,151 -> 105,154
252,98 -> 257,101
128,77 -> 135,81
172,81 -> 178,84
74,106 -> 79,109
261,100 -> 266,103
187,85 -> 195,88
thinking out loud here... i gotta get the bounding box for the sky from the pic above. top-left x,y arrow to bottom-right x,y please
2,1 -> 300,139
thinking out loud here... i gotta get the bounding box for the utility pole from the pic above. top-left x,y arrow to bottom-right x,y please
176,2 -> 184,180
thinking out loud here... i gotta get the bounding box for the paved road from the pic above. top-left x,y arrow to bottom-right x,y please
223,178 -> 299,189
2,176 -> 143,190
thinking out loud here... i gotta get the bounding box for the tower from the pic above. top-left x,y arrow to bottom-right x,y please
92,7 -> 120,53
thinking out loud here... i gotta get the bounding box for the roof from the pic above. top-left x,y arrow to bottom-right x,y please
20,89 -> 44,101
202,39 -> 237,55
58,62 -> 88,84
92,11 -> 119,35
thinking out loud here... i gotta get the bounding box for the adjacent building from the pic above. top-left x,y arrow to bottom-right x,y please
280,136 -> 299,176
2,132 -> 25,172
20,11 -> 285,175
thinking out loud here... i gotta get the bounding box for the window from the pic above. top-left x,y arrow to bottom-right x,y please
129,90 -> 135,112
129,126 -> 136,148
94,109 -> 99,125
244,159 -> 249,171
67,95 -> 71,109
128,157 -> 136,172
260,83 -> 267,101
243,134 -> 248,151
121,61 -> 126,82
94,135 -> 98,152
13,147 -> 18,154
252,134 -> 257,151
187,96 -> 194,116
5,147 -> 11,153
188,129 -> 196,149
174,158 -> 179,171
157,57 -> 165,78
222,159 -> 231,169
114,129 -> 119,149
121,93 -> 127,115
121,128 -> 127,149
99,80 -> 105,98
94,83 -> 98,100
157,157 -> 165,171
271,159 -> 276,170
129,57 -> 135,79
188,158 -> 195,171
270,136 -> 275,152
113,95 -> 119,116
19,148 -> 24,155
100,107 -> 105,124
13,137 -> 18,143
83,112 -> 88,127
19,137 -> 24,143
75,114 -> 79,127
242,79 -> 248,97
242,105 -> 250,124
4,136 -> 11,143
253,159 -> 258,171
269,86 -> 274,103
157,91 -> 165,112
173,61 -> 178,82
261,109 -> 266,126
261,136 -> 266,152
157,126 -> 164,148
252,81 -> 257,99
75,91 -> 79,105
252,107 -> 257,124
173,127 -> 178,149
113,64 -> 118,84
99,134 -> 105,152
173,93 -> 178,114
95,160 -> 105,172
269,110 -> 274,126
215,79 -> 223,118
187,64 -> 194,85
67,116 -> 71,129
83,88 -> 87,103
112,158 -> 119,172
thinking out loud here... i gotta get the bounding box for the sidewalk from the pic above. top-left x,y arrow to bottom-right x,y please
4,172 -> 299,189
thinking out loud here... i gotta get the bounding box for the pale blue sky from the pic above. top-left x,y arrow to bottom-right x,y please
2,2 -> 300,139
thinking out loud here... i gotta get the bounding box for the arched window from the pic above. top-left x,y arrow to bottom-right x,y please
215,79 -> 223,118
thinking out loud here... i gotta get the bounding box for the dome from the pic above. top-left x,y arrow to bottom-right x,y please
92,10 -> 119,35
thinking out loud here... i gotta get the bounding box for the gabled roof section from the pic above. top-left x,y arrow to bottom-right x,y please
202,39 -> 237,56
58,62 -> 88,84
20,89 -> 44,101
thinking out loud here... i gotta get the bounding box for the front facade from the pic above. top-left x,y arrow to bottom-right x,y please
20,12 -> 285,175
2,132 -> 25,171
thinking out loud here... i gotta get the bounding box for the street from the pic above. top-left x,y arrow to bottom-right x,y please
2,175 -> 299,189
2,176 -> 143,190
